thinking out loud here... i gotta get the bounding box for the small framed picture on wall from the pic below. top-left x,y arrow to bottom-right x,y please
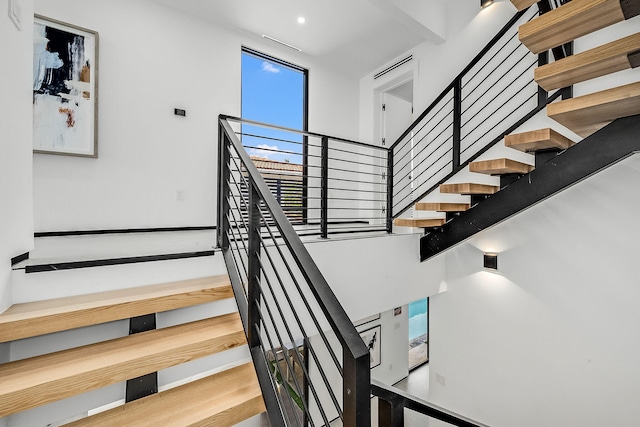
359,325 -> 381,369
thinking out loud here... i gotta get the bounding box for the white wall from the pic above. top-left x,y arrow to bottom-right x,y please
0,0 -> 35,322
32,0 -> 359,232
428,154 -> 640,427
307,233 -> 444,322
359,0 -> 516,145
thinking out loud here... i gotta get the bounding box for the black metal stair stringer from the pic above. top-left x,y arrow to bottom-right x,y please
420,115 -> 640,261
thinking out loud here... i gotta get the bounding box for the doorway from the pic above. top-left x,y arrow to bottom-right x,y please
381,80 -> 414,147
380,79 -> 413,218
408,297 -> 429,370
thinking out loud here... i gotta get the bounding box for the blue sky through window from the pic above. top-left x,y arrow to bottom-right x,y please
241,52 -> 305,165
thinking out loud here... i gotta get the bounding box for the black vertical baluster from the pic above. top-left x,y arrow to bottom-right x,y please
562,41 -> 574,100
247,178 -> 262,349
386,150 -> 394,233
218,129 -> 231,250
378,396 -> 404,427
538,50 -> 549,106
453,81 -> 462,170
343,350 -> 371,427
320,136 -> 329,239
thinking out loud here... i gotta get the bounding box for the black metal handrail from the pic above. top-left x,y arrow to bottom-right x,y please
218,116 -> 371,426
388,4 -> 571,220
372,380 -> 490,427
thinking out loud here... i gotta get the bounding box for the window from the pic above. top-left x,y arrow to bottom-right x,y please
241,47 -> 308,223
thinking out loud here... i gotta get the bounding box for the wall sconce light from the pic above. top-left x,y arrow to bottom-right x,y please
484,253 -> 498,270
481,0 -> 494,8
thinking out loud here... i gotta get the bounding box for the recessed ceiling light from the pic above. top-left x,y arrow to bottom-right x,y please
297,16 -> 306,24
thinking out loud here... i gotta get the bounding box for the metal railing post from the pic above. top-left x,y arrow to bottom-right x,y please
217,127 -> 231,250
378,397 -> 404,427
537,50 -> 549,106
386,150 -> 394,233
453,79 -> 462,169
561,41 -> 574,100
320,136 -> 329,239
247,177 -> 262,349
343,351 -> 371,427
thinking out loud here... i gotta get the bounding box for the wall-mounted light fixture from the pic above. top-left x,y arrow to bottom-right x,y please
484,253 -> 498,270
481,0 -> 494,8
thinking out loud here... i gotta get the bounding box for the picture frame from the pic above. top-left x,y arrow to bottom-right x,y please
359,325 -> 381,369
354,313 -> 380,327
33,15 -> 99,157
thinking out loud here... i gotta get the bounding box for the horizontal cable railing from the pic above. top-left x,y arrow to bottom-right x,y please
218,117 -> 371,427
223,116 -> 391,238
372,380 -> 489,427
390,5 -> 569,218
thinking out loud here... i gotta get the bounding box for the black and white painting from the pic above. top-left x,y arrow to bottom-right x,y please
359,325 -> 381,369
33,15 -> 98,157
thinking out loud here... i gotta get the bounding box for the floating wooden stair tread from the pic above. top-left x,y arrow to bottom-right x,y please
519,0 -> 634,54
510,0 -> 538,11
469,158 -> 534,175
394,218 -> 446,228
0,275 -> 233,343
65,363 -> 265,427
547,81 -> 640,137
505,128 -> 576,152
0,313 -> 246,417
439,183 -> 500,195
415,202 -> 471,212
535,32 -> 640,91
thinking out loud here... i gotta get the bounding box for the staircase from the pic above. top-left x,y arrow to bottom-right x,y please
0,275 -> 265,426
395,0 -> 639,238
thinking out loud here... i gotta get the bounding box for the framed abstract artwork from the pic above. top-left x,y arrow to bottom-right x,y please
33,15 -> 98,157
359,325 -> 381,369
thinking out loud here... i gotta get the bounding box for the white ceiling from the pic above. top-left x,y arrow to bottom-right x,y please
150,0 -> 448,77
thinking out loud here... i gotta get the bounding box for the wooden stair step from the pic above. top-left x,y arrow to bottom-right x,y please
469,158 -> 534,175
0,275 -> 234,343
547,81 -> 640,137
0,313 -> 246,417
65,363 -> 265,427
439,183 -> 500,195
505,128 -> 576,152
535,32 -> 640,91
519,0 -> 635,54
415,202 -> 471,212
394,218 -> 446,228
510,0 -> 538,11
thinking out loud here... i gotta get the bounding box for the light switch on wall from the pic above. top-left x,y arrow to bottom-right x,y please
9,0 -> 22,31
